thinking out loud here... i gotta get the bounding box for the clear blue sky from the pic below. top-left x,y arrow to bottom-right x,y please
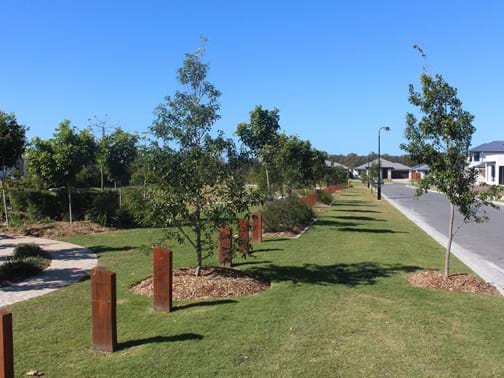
2,1 -> 504,155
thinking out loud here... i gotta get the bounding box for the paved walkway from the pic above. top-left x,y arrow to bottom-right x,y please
0,235 -> 97,307
382,183 -> 504,295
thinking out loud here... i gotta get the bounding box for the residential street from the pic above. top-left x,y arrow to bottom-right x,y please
382,183 -> 504,294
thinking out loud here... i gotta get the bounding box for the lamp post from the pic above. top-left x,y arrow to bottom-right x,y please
377,126 -> 390,200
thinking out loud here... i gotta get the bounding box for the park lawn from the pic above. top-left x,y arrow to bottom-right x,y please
7,187 -> 504,377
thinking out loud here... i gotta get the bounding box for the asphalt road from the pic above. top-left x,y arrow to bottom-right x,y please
382,183 -> 504,291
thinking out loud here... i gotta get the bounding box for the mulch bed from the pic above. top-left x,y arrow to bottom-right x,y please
408,270 -> 500,296
0,221 -> 113,239
130,266 -> 270,301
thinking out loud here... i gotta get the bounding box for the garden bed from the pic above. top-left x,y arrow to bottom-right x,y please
408,270 -> 499,296
130,266 -> 270,300
0,221 -> 113,239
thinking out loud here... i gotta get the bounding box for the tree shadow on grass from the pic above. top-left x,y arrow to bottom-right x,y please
337,227 -> 407,234
117,333 -> 203,350
90,245 -> 137,254
262,238 -> 289,243
330,215 -> 387,222
175,299 -> 237,311
248,262 -> 421,287
251,248 -> 284,253
233,260 -> 273,267
333,209 -> 381,214
316,220 -> 363,228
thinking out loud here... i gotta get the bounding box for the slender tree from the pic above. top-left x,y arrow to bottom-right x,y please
401,73 -> 500,278
0,111 -> 27,226
29,120 -> 96,223
106,128 -> 138,206
144,44 -> 258,275
236,106 -> 281,198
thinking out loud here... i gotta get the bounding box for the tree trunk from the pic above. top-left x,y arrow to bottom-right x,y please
119,186 -> 122,208
195,206 -> 202,277
100,167 -> 104,191
1,165 -> 8,227
444,202 -> 455,278
265,166 -> 271,199
67,185 -> 73,224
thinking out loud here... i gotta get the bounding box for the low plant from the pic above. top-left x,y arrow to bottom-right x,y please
316,190 -> 334,205
0,244 -> 51,285
262,196 -> 314,233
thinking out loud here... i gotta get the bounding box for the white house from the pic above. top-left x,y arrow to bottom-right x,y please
469,141 -> 504,185
354,158 -> 411,180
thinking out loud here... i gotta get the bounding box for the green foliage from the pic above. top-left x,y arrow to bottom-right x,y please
1,244 -> 50,285
316,190 -> 334,205
262,196 -> 314,233
13,243 -> 45,259
144,44 -> 259,273
0,111 -> 27,168
106,128 -> 138,186
401,71 -> 502,276
85,191 -> 119,226
325,166 -> 348,185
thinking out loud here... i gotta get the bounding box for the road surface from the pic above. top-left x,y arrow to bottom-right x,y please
382,183 -> 504,294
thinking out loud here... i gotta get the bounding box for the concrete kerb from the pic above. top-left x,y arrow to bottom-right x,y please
382,193 -> 504,296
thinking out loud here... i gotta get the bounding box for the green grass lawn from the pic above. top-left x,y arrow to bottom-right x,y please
7,187 -> 504,377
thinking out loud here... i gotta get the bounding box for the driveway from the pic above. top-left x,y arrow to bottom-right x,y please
382,183 -> 504,294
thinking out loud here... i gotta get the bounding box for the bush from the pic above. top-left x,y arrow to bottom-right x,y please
13,243 -> 46,259
316,190 -> 334,205
1,244 -> 51,285
85,191 -> 119,226
262,196 -> 314,233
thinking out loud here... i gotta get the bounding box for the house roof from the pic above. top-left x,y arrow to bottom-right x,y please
355,158 -> 410,171
470,141 -> 504,153
325,160 -> 349,169
410,163 -> 430,171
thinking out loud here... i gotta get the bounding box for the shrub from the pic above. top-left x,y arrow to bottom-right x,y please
1,244 -> 51,285
316,190 -> 334,205
13,243 -> 45,259
262,196 -> 314,233
85,191 -> 119,226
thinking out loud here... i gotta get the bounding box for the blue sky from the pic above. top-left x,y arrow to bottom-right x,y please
2,1 -> 504,155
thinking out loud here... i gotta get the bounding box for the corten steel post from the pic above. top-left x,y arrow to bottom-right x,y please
153,246 -> 173,312
91,267 -> 117,352
238,218 -> 250,256
218,226 -> 233,267
252,212 -> 263,242
0,310 -> 13,378
377,127 -> 390,200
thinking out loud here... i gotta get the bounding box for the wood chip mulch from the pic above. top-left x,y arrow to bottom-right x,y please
0,221 -> 113,239
130,267 -> 270,301
408,270 -> 500,296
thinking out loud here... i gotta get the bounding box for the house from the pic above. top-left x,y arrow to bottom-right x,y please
354,158 -> 411,180
409,163 -> 430,180
324,160 -> 349,170
469,141 -> 504,185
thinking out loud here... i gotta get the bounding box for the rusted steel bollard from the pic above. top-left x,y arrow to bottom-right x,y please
91,267 -> 117,352
153,246 -> 173,312
0,310 -> 13,378
219,226 -> 233,267
252,212 -> 263,243
238,218 -> 250,256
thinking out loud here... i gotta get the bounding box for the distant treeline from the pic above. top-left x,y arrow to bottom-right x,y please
328,153 -> 419,169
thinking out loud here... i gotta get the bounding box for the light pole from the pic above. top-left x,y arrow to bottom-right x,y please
377,126 -> 390,200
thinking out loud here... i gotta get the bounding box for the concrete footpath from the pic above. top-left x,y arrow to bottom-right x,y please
382,184 -> 504,295
0,235 -> 97,307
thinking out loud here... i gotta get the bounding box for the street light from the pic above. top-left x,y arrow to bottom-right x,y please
377,126 -> 391,200
367,153 -> 372,188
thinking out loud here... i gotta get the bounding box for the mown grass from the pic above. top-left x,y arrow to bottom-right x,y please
6,186 -> 504,377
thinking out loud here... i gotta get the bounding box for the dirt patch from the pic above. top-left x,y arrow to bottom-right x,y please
130,266 -> 270,301
0,221 -> 113,239
408,270 -> 500,296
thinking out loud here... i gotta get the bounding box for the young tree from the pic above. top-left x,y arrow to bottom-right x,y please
401,73 -> 500,278
89,115 -> 113,191
106,128 -> 138,206
236,106 -> 281,197
144,45 -> 257,276
29,120 -> 96,223
0,111 -> 27,226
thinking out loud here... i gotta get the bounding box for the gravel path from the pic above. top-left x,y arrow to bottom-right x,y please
0,234 -> 97,307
